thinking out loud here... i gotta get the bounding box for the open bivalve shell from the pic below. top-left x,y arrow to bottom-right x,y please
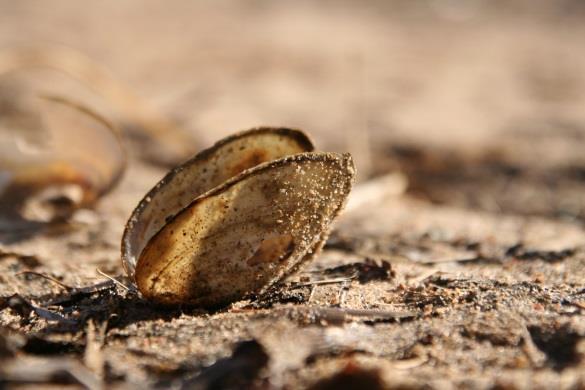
122,128 -> 355,307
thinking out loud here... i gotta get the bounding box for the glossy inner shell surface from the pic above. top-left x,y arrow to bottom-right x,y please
0,94 -> 126,218
136,152 -> 355,307
121,128 -> 314,277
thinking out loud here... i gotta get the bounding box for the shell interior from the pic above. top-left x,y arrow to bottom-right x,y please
0,93 -> 125,223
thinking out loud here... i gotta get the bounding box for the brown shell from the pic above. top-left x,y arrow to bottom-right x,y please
0,94 -> 126,223
121,127 -> 355,307
121,127 -> 315,278
135,152 -> 355,307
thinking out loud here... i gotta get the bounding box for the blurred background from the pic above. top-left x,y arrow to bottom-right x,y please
2,3 -> 585,387
2,0 -> 585,220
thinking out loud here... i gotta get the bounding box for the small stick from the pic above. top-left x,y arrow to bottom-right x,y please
294,306 -> 418,323
96,268 -> 130,291
84,320 -> 107,380
291,273 -> 357,289
392,356 -> 428,370
307,286 -> 316,304
5,293 -> 76,324
337,280 -> 350,307
16,271 -> 74,291
327,307 -> 417,319
1,358 -> 102,390
32,305 -> 76,324
521,325 -> 546,367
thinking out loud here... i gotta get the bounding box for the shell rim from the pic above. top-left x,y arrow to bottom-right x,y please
38,94 -> 127,198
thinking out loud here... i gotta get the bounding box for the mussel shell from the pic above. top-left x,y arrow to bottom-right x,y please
0,93 -> 125,224
135,152 -> 355,306
121,127 -> 314,278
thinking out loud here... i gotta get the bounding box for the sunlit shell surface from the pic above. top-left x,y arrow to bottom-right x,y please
0,93 -> 125,223
122,128 -> 355,306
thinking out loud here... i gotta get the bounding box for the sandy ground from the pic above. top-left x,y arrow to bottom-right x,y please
1,1 -> 585,389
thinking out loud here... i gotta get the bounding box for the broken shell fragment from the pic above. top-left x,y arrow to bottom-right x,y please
0,92 -> 125,225
122,128 -> 355,307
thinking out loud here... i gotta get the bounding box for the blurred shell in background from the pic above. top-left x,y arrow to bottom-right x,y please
0,81 -> 126,227
0,45 -> 199,167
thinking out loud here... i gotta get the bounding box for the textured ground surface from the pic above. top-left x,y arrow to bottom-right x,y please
1,1 -> 585,389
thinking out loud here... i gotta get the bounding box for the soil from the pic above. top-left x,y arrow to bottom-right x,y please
1,1 -> 585,389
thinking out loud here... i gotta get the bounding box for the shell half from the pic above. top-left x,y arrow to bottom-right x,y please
0,93 -> 125,224
122,127 -> 314,278
122,128 -> 355,307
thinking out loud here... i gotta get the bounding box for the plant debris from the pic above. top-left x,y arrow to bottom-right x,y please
0,357 -> 102,389
178,340 -> 269,389
505,244 -> 576,262
322,258 -> 394,284
308,362 -> 385,390
0,294 -> 75,324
